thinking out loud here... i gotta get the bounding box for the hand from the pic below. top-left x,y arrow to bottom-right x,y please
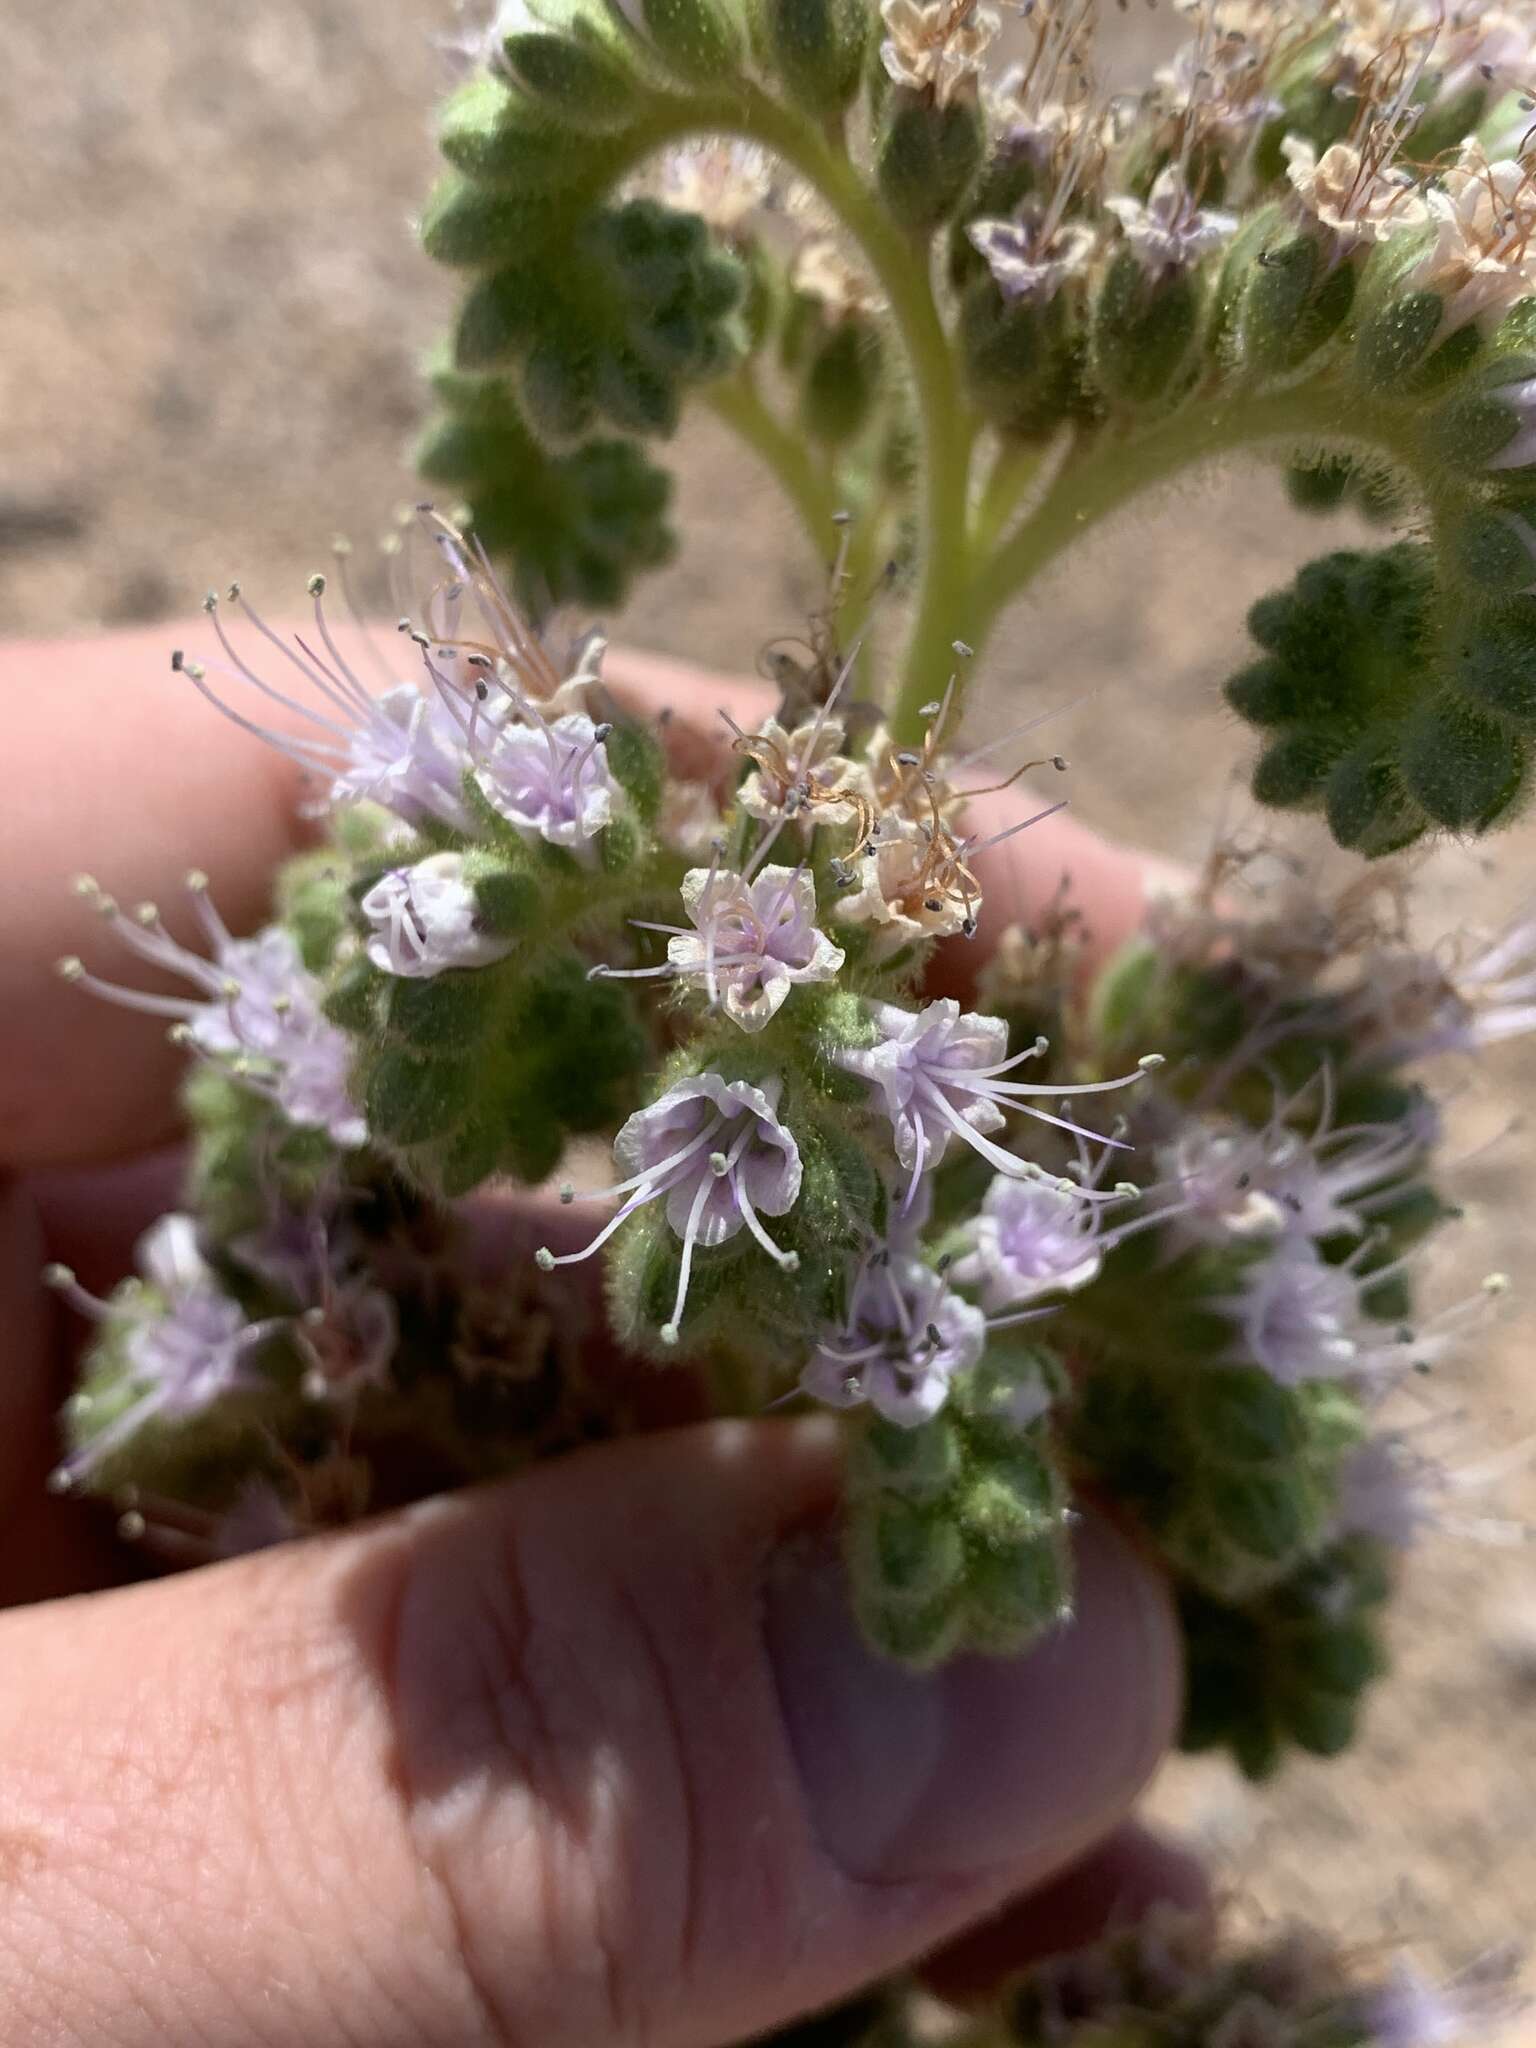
0,626 -> 1198,2048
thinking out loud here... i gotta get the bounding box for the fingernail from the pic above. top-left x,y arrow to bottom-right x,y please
764,1513 -> 1179,1885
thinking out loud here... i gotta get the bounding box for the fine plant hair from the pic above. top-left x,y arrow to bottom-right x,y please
50,0 -> 1536,2039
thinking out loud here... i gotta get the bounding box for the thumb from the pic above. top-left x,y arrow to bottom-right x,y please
0,1419 -> 1179,2048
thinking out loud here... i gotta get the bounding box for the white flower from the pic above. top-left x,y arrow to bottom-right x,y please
361,852 -> 516,979
1408,142 -> 1536,330
665,865 -> 845,1032
834,817 -> 975,957
736,715 -> 864,828
1281,136 -> 1426,247
791,237 -> 887,321
879,0 -> 999,108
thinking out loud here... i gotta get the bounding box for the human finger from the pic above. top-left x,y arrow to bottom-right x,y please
0,1420 -> 1179,2048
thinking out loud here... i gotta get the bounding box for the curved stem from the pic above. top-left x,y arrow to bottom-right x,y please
701,374 -> 839,549
966,380 -> 1419,655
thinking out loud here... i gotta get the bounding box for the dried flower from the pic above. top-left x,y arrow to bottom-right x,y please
1282,137 -> 1426,248
879,0 -> 999,109
1410,143 -> 1536,331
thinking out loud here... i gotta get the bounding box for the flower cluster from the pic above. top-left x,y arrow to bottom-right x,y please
43,0 -> 1536,2036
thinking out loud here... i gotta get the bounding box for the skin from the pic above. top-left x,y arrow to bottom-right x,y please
0,625 -> 1201,2047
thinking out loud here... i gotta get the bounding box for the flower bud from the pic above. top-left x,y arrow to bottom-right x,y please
1089,247 -> 1200,407
437,73 -> 596,186
606,0 -> 743,83
1353,287 -> 1446,392
799,315 -> 885,446
1449,506 -> 1536,597
1180,1539 -> 1390,1779
1452,602 -> 1536,726
758,0 -> 869,116
1323,745 -> 1425,858
876,87 -> 984,237
500,27 -> 638,129
1235,229 -> 1354,375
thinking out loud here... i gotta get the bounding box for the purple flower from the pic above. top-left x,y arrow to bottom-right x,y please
476,709 -> 619,858
1226,1240 -> 1370,1385
538,1073 -> 802,1344
231,1203 -> 399,1405
1154,1094 -> 1433,1252
834,998 -> 1151,1198
61,878 -> 365,1147
968,213 -> 1097,303
1222,1239 -> 1508,1389
1361,1958 -> 1509,2048
173,511 -> 605,834
598,861 -> 844,1032
803,1250 -> 987,1426
46,1215 -> 283,1489
1105,167 -> 1236,277
361,851 -> 516,978
951,1173 -> 1108,1311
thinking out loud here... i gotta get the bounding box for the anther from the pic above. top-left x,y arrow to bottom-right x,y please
307,573 -> 327,597
535,1247 -> 556,1271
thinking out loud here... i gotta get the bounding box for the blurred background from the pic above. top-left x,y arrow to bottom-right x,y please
5,0 -> 1535,1995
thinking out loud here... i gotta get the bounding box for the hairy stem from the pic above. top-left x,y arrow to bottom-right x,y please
965,379 -> 1424,659
702,373 -> 839,549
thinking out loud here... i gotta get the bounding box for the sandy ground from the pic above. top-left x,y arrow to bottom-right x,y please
5,0 -> 1535,2016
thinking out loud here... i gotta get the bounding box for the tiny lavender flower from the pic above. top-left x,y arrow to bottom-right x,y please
835,998 -> 1153,1198
46,1215 -> 283,1488
1224,1238 -> 1508,1388
803,1248 -> 986,1425
538,1074 -> 802,1343
1105,165 -> 1237,277
361,851 -> 516,978
475,707 -> 620,858
60,877 -> 366,1147
968,213 -> 1098,304
950,1172 -> 1110,1311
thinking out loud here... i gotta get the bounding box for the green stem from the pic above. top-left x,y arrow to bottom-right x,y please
526,82 -> 970,739
966,380 -> 1419,653
702,374 -> 838,549
972,434 -> 1049,555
